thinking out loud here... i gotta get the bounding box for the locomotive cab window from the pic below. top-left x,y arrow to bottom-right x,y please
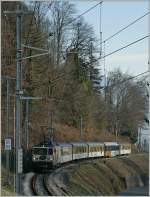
48,148 -> 53,155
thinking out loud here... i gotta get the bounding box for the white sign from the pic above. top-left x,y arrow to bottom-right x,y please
5,138 -> 11,150
18,148 -> 23,173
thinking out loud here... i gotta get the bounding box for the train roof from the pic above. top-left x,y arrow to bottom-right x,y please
117,142 -> 131,145
32,141 -> 130,149
87,142 -> 104,146
59,143 -> 72,147
104,142 -> 119,146
32,145 -> 54,148
71,142 -> 88,146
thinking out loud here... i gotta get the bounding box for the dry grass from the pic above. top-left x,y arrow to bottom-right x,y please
64,154 -> 148,196
1,186 -> 16,196
54,123 -> 129,143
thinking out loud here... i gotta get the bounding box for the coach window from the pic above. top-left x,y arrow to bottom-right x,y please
89,147 -> 91,152
74,147 -> 76,154
63,148 -> 65,155
69,147 -> 72,154
78,147 -> 80,153
82,147 -> 84,153
83,147 -> 85,153
73,147 -> 76,154
80,147 -> 82,153
76,147 -> 78,154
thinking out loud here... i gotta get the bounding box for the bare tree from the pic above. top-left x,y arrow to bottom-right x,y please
105,69 -> 147,142
49,1 -> 75,66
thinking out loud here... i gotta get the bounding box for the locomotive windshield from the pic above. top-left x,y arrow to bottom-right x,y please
32,147 -> 53,155
32,148 -> 48,155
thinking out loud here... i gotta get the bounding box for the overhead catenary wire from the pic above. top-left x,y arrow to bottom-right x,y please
21,1 -> 103,45
2,3 -> 148,88
26,5 -> 148,54
88,35 -> 149,67
66,1 -> 103,26
23,10 -> 149,62
23,34 -> 149,90
95,11 -> 149,48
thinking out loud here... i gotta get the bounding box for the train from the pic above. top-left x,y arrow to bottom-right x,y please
32,141 -> 131,170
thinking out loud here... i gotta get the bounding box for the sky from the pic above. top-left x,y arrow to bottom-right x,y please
71,0 -> 149,77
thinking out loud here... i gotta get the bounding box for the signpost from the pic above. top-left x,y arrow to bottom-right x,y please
5,138 -> 12,150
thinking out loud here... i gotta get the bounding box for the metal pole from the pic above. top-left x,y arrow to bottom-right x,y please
99,2 -> 102,59
25,100 -> 29,150
51,112 -> 53,141
148,0 -> 150,155
16,5 -> 22,195
13,102 -> 16,193
6,79 -> 10,183
80,115 -> 83,140
115,122 -> 118,142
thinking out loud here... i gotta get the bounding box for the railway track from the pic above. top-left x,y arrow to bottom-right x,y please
31,174 -> 52,196
23,155 -> 129,196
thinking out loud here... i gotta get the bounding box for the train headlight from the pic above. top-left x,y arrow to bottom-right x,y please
47,156 -> 52,161
33,156 -> 36,160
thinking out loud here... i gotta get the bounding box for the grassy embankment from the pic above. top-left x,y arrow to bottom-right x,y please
50,153 -> 148,196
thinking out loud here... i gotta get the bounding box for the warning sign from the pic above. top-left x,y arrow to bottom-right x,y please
5,138 -> 11,150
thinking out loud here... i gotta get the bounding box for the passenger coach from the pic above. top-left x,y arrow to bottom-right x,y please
119,142 -> 131,155
104,142 -> 120,157
88,142 -> 104,158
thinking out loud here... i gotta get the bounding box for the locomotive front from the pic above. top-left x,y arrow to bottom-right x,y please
32,145 -> 54,170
